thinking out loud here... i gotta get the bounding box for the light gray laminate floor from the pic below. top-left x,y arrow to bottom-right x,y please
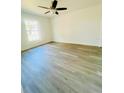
21,42 -> 102,93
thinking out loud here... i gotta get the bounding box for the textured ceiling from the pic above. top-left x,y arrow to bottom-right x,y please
22,0 -> 101,17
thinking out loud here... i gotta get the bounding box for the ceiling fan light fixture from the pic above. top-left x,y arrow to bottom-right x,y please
38,0 -> 67,15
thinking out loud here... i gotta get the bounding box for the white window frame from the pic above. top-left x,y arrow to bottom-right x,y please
24,19 -> 41,41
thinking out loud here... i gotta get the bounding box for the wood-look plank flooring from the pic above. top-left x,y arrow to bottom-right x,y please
21,42 -> 102,93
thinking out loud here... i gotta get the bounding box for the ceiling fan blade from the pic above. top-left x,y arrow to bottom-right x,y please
55,11 -> 59,15
56,8 -> 67,10
52,0 -> 58,9
44,11 -> 50,14
38,6 -> 50,9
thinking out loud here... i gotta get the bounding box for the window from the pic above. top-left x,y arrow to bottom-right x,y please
24,19 -> 41,41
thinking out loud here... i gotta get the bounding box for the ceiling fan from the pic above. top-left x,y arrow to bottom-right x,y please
38,0 -> 67,15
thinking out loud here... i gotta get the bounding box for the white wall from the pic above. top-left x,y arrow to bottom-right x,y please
21,11 -> 53,51
52,4 -> 102,46
22,4 -> 102,50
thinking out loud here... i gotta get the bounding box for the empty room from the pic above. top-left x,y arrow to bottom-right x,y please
21,0 -> 102,93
